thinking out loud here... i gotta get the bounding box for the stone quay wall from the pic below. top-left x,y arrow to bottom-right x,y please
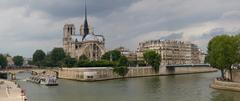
210,79 -> 240,92
58,66 -> 217,81
225,70 -> 240,83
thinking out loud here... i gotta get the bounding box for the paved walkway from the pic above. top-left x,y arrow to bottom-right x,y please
0,79 -> 25,101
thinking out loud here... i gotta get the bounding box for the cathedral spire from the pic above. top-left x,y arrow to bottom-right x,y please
82,0 -> 89,41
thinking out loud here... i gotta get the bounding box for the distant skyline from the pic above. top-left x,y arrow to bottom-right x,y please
0,0 -> 240,57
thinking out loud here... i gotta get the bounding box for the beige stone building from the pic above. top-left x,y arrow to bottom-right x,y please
137,40 -> 205,65
63,4 -> 106,60
115,47 -> 137,62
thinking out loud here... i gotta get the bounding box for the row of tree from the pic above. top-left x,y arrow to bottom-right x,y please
32,48 -> 120,68
0,54 -> 24,69
31,48 -> 161,77
32,48 -> 67,68
1,46 -> 162,77
207,34 -> 240,80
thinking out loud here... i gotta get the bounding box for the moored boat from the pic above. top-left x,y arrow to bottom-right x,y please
27,75 -> 58,86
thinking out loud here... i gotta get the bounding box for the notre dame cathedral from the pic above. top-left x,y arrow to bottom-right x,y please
63,3 -> 106,61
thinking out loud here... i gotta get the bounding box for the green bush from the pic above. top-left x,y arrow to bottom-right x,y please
76,60 -> 116,67
113,66 -> 129,77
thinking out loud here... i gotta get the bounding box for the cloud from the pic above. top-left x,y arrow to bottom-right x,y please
1,0 -> 240,57
161,32 -> 184,40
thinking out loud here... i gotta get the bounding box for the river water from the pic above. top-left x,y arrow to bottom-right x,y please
16,72 -> 240,101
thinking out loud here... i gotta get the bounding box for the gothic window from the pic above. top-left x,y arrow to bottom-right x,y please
75,45 -> 78,49
93,44 -> 97,50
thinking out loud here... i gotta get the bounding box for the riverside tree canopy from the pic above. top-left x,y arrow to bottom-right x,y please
13,55 -> 24,67
207,34 -> 240,79
143,50 -> 161,73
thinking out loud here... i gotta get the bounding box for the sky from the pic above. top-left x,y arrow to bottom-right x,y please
0,0 -> 240,57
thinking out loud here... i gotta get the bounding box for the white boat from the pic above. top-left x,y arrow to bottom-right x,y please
28,75 -> 58,86
39,76 -> 58,86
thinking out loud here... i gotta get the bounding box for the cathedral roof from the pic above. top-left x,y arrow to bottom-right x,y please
71,34 -> 104,43
83,34 -> 104,42
71,35 -> 83,42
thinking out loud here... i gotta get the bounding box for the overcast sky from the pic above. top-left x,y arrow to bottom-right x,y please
0,0 -> 240,57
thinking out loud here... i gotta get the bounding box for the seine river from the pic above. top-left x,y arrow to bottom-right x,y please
16,72 -> 240,101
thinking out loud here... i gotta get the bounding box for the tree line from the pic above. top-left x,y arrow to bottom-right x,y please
0,54 -> 24,69
0,47 -> 161,77
33,48 -> 161,77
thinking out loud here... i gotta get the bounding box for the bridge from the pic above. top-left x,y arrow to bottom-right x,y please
0,68 -> 59,80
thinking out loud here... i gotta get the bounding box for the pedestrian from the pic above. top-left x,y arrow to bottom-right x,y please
7,85 -> 10,95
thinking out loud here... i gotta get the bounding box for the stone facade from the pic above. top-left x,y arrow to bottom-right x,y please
225,70 -> 240,83
137,40 -> 205,65
210,79 -> 240,92
115,47 -> 137,62
63,4 -> 106,60
63,24 -> 106,60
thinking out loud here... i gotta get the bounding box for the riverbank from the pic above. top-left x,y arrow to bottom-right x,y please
210,79 -> 240,92
59,66 -> 218,81
0,79 -> 26,101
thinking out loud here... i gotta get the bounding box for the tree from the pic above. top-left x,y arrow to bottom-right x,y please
208,35 -> 238,80
79,55 -> 89,61
101,50 -> 121,61
143,50 -> 161,73
117,56 -> 128,67
42,53 -> 54,67
113,66 -> 129,77
33,49 -> 46,67
64,56 -> 77,67
13,56 -> 24,67
0,54 -> 7,69
112,55 -> 129,77
51,48 -> 66,67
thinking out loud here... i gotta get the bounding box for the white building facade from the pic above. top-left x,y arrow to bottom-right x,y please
137,40 -> 205,65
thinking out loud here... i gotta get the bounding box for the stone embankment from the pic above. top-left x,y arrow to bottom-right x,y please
58,66 -> 217,81
210,79 -> 240,92
0,79 -> 26,101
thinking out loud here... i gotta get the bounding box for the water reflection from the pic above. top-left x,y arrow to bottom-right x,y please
211,90 -> 240,101
16,72 -> 240,101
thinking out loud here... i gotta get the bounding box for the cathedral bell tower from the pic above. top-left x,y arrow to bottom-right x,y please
63,24 -> 75,54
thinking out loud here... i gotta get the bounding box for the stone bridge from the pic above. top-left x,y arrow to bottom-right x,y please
0,68 -> 59,80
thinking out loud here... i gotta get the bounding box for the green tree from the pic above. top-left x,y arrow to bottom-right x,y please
42,53 -> 54,67
113,56 -> 129,77
208,35 -> 238,80
33,49 -> 46,67
0,54 -> 7,69
143,50 -> 161,73
64,56 -> 77,67
113,66 -> 129,77
117,56 -> 128,66
51,48 -> 66,67
13,56 -> 24,67
79,55 -> 89,61
101,50 -> 121,61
